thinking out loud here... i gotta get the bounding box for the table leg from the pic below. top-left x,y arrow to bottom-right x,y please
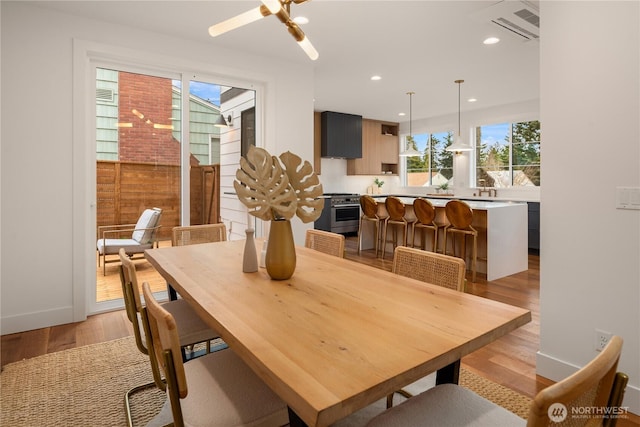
435,359 -> 460,385
167,283 -> 178,301
288,407 -> 309,427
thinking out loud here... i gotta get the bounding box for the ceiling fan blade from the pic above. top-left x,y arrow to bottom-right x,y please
209,6 -> 267,37
297,35 -> 319,61
286,21 -> 319,61
260,0 -> 282,14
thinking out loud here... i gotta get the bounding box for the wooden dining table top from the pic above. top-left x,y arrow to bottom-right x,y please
145,239 -> 531,427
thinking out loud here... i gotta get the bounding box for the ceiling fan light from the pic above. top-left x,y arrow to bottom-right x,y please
297,36 -> 319,60
261,0 -> 281,14
208,7 -> 265,37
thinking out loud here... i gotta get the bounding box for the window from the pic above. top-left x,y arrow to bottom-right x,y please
475,120 -> 540,187
405,131 -> 454,187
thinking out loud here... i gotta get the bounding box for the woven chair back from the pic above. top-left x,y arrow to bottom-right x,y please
392,246 -> 465,291
360,195 -> 379,218
527,336 -> 625,427
413,198 -> 436,225
445,200 -> 474,229
172,223 -> 227,246
385,196 -> 406,221
305,229 -> 345,258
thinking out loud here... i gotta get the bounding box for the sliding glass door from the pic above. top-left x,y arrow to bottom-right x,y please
92,67 -> 256,309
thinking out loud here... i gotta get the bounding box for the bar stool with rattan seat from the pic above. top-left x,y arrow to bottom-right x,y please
305,229 -> 345,258
381,196 -> 415,259
411,198 -> 443,253
358,194 -> 387,257
444,200 -> 478,282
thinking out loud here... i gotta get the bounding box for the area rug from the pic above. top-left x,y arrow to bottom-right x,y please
1,336 -> 531,426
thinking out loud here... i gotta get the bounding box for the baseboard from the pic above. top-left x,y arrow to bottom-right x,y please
1,306 -> 75,335
537,351 -> 639,415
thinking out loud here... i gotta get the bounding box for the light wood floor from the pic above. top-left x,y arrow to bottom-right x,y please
3,237 -> 638,425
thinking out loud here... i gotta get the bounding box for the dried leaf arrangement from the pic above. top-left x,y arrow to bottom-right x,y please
234,145 -> 324,223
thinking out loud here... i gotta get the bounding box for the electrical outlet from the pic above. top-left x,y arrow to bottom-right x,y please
595,329 -> 612,352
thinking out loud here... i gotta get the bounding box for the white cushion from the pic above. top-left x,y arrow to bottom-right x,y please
163,299 -> 220,347
132,209 -> 160,244
96,238 -> 153,255
366,383 -> 526,427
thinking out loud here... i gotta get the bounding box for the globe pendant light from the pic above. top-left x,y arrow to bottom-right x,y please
399,91 -> 421,157
446,79 -> 473,153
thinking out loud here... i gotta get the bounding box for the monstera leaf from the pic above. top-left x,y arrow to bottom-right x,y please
234,146 -> 297,221
279,151 -> 324,223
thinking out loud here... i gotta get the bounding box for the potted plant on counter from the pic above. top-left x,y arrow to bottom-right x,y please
374,177 -> 384,194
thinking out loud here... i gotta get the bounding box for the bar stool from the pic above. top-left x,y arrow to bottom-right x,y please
444,200 -> 478,282
411,198 -> 442,253
358,195 -> 387,257
382,196 -> 415,260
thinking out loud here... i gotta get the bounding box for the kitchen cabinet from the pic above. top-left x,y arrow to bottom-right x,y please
321,111 -> 362,158
313,112 -> 322,174
347,119 -> 399,175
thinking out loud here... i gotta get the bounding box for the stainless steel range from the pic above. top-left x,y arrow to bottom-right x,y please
314,193 -> 361,235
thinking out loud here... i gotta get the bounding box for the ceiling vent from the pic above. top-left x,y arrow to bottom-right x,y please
473,1 -> 540,41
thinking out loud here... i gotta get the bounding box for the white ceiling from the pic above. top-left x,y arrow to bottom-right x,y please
32,0 -> 540,123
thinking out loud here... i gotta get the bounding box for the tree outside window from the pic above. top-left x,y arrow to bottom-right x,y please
405,131 -> 454,187
475,120 -> 540,187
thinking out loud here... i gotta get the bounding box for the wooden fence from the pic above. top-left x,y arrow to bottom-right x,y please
97,161 -> 220,240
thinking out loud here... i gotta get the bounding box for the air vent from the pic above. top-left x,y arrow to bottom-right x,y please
96,88 -> 114,103
472,1 -> 540,41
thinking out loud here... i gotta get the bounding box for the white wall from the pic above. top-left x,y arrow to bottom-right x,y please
0,2 -> 313,333
539,1 -> 639,413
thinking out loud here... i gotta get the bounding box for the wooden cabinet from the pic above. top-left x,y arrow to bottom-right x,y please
347,119 -> 399,175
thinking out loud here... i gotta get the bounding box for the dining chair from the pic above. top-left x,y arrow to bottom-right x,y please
392,246 -> 466,292
411,198 -> 442,253
169,223 -> 227,299
97,207 -> 162,275
387,246 -> 466,408
358,195 -> 387,257
119,249 -> 221,427
305,229 -> 345,258
141,282 -> 290,427
381,196 -> 415,259
444,200 -> 478,282
370,336 -> 627,427
171,223 -> 227,246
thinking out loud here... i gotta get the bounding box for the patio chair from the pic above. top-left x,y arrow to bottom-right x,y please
97,207 -> 162,275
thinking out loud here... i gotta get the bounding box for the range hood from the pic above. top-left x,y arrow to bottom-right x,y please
321,111 -> 362,159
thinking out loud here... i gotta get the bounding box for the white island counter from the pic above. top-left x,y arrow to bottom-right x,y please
362,197 -> 528,281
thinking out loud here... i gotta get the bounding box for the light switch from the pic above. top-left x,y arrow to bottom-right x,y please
616,187 -> 640,210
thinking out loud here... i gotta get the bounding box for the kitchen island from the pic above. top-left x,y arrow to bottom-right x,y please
361,196 -> 528,281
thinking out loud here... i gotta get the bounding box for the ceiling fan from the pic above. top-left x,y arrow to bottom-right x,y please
208,0 -> 319,60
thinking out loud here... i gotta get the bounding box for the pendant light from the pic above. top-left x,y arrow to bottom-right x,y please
446,79 -> 473,153
399,91 -> 421,157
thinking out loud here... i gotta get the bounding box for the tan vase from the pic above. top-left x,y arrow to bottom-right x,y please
265,219 -> 296,280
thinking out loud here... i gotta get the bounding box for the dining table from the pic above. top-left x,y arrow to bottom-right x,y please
145,238 -> 531,427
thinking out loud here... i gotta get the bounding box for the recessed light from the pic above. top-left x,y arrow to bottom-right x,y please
483,37 -> 500,45
398,112 -> 406,116
371,75 -> 382,81
293,16 -> 309,25
468,98 -> 477,103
